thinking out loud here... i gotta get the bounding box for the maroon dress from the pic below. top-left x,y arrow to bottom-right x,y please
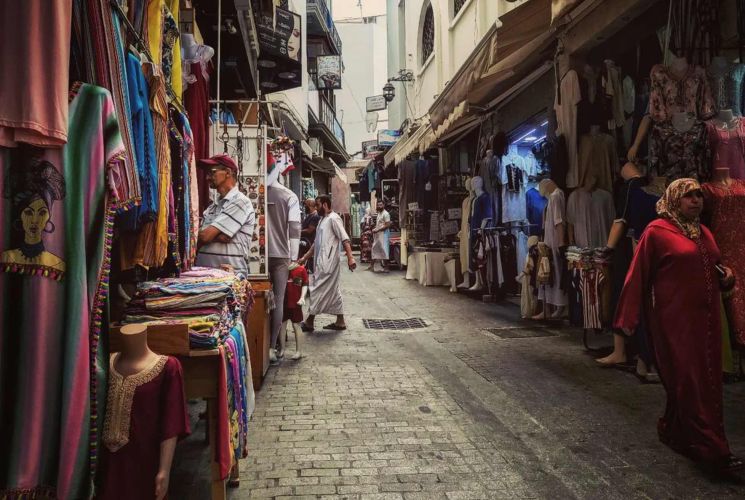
98,355 -> 190,499
614,219 -> 730,462
703,180 -> 745,348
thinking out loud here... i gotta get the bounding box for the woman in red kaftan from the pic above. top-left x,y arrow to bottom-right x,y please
614,178 -> 742,471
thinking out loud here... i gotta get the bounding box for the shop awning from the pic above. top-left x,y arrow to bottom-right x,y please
427,0 -> 552,131
382,121 -> 434,167
305,155 -> 336,174
267,99 -> 308,141
345,159 -> 373,171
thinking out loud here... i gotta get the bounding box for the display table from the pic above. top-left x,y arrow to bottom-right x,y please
405,247 -> 458,286
246,279 -> 271,391
109,325 -> 233,500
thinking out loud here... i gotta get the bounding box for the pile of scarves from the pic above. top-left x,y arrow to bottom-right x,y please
122,267 -> 253,348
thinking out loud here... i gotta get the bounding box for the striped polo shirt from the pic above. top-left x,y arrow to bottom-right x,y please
196,185 -> 255,275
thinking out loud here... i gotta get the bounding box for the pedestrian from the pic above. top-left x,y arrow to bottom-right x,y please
297,194 -> 356,331
300,198 -> 320,271
614,178 -> 743,472
195,154 -> 255,275
369,199 -> 392,272
360,207 -> 374,263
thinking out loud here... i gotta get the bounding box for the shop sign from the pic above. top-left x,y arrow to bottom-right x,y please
408,202 -> 419,210
362,140 -> 380,158
257,7 -> 302,62
440,220 -> 459,236
317,55 -> 342,89
366,95 -> 387,112
447,208 -> 461,219
378,129 -> 402,147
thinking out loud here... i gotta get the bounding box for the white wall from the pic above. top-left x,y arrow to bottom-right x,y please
334,12 -> 390,156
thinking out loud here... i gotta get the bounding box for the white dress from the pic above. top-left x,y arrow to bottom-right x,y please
566,189 -> 615,248
309,212 -> 350,316
540,189 -> 568,306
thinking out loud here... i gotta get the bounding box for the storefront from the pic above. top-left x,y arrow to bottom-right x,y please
0,1 -> 303,498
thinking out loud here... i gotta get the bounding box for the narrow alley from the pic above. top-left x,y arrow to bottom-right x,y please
171,266 -> 745,500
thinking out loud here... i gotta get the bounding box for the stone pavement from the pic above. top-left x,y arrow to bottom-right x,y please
171,264 -> 745,499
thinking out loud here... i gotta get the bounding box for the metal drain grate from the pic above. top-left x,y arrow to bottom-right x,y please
363,318 -> 428,330
483,327 -> 558,339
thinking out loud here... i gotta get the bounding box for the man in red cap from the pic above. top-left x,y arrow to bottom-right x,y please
195,154 -> 255,275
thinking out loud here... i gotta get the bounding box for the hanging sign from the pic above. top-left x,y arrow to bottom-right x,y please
366,95 -> 387,112
378,129 -> 402,147
257,7 -> 302,62
362,140 -> 380,158
317,55 -> 342,89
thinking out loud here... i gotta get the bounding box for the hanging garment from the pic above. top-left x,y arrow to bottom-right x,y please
98,355 -> 190,500
577,133 -> 618,193
702,180 -> 745,348
540,189 -> 567,306
649,64 -> 716,123
0,1 -> 72,147
499,233 -> 518,294
707,62 -> 745,117
525,187 -> 548,237
649,120 -> 709,182
705,118 -> 745,180
555,70 -> 582,188
579,268 -> 605,329
566,188 -> 614,248
183,60 -> 212,212
459,187 -> 475,273
615,219 -> 731,462
308,213 -> 350,316
519,236 -> 538,318
501,163 -> 527,223
0,83 -> 127,500
415,159 -> 432,208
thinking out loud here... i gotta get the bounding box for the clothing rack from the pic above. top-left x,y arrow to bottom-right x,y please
110,0 -> 186,113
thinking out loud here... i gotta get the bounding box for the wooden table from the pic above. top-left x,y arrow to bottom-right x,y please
246,278 -> 271,391
110,325 -> 230,500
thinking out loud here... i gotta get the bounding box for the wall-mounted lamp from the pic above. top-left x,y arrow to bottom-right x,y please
382,69 -> 414,103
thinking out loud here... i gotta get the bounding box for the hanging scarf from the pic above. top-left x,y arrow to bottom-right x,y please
656,178 -> 702,239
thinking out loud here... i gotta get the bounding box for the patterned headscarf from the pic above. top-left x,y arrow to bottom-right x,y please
656,178 -> 702,239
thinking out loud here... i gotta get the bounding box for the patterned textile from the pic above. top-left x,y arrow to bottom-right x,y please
649,64 -> 715,123
0,83 -> 125,499
656,178 -> 702,240
708,63 -> 745,116
649,120 -> 709,182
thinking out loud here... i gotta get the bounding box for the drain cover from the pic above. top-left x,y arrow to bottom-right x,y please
483,327 -> 558,339
363,318 -> 428,330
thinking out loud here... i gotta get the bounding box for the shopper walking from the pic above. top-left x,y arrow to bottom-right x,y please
298,195 -> 356,331
614,178 -> 743,472
369,200 -> 392,272
195,154 -> 255,275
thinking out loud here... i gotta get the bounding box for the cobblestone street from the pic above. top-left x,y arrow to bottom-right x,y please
172,264 -> 745,499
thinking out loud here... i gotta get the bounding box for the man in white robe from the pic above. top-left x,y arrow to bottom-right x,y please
369,200 -> 392,272
298,195 -> 356,331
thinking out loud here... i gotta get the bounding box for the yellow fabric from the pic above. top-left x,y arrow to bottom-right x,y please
146,0 -> 164,64
167,0 -> 182,98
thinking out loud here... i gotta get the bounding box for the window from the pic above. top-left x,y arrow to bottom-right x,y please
421,5 -> 434,65
453,0 -> 468,17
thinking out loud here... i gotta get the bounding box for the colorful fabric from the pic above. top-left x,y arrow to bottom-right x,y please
656,178 -> 702,240
649,64 -> 716,123
0,83 -> 125,499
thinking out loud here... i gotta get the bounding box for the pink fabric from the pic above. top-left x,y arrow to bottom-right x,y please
705,118 -> 745,180
649,64 -> 716,123
0,1 -> 72,147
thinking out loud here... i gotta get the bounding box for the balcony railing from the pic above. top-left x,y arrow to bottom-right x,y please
318,94 -> 345,148
308,0 -> 342,54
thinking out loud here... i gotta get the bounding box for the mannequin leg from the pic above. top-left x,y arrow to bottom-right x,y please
596,333 -> 627,365
468,270 -> 484,291
549,305 -> 567,319
458,272 -> 471,289
291,322 -> 305,360
278,320 -> 290,359
269,258 -> 290,357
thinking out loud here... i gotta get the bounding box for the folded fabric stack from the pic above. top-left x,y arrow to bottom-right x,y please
122,267 -> 253,348
565,246 -> 612,268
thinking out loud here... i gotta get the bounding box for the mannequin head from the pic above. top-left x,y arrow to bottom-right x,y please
620,162 -> 643,181
181,33 -> 197,57
582,174 -> 597,191
538,179 -> 557,197
471,176 -> 485,194
465,177 -> 473,193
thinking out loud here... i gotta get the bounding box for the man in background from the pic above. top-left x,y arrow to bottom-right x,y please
300,198 -> 320,271
369,199 -> 392,272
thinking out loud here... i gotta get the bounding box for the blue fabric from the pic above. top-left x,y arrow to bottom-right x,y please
120,52 -> 158,230
470,192 -> 494,231
181,113 -> 193,260
525,188 -> 547,237
367,166 -> 377,192
615,177 -> 659,240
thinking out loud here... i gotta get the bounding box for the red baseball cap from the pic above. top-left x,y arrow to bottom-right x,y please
199,154 -> 239,175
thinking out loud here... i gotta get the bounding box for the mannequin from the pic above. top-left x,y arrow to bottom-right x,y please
99,324 -> 189,500
279,262 -> 309,360
267,161 -> 302,362
501,144 -> 527,223
479,150 -> 501,223
706,108 -> 745,179
458,178 -> 475,288
566,174 -> 614,248
468,176 -> 493,292
533,179 -> 567,319
669,56 -> 689,79
578,122 -> 617,192
181,33 -> 215,62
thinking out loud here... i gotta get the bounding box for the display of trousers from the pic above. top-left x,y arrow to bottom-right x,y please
499,233 -> 518,294
269,257 -> 290,349
579,268 -> 605,329
568,269 -> 584,327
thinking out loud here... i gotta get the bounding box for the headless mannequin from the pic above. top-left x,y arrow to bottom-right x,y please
279,262 -> 308,360
567,174 -> 597,246
116,324 -> 177,499
458,178 -> 476,288
468,176 -> 490,292
181,33 -> 214,62
268,166 -> 301,362
532,179 -> 566,320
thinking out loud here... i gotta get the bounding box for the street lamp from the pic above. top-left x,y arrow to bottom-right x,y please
382,69 -> 414,103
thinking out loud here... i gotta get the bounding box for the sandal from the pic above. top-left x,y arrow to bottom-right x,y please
323,323 -> 347,331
